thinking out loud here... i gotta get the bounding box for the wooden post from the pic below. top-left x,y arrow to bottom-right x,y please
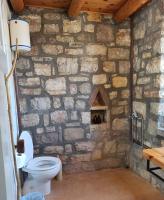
68,0 -> 85,17
114,0 -> 150,22
10,0 -> 24,13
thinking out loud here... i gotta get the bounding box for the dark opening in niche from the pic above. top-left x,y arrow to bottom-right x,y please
91,110 -> 107,124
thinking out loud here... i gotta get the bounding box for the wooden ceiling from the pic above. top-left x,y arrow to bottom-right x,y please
10,0 -> 150,22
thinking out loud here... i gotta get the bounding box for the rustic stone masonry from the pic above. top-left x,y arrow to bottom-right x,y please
130,0 -> 164,192
16,8 -> 131,173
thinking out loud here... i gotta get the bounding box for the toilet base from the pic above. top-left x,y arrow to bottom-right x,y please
23,178 -> 51,195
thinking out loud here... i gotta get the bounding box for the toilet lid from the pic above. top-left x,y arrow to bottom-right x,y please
20,131 -> 33,165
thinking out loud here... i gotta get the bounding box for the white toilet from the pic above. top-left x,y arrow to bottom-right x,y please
20,131 -> 62,195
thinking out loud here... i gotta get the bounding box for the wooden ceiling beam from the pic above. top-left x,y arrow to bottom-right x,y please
114,0 -> 150,22
68,0 -> 85,17
10,0 -> 24,12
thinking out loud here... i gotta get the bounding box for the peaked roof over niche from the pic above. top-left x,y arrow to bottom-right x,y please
10,0 -> 151,22
90,86 -> 109,108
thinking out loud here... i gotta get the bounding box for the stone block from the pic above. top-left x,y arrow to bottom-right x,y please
51,111 -> 68,124
134,87 -> 142,99
144,90 -> 159,98
148,119 -> 157,136
57,57 -> 78,75
53,97 -> 61,108
64,128 -> 84,141
146,57 -> 161,74
34,63 -> 51,76
63,97 -> 74,109
19,98 -> 27,114
70,84 -> 77,95
104,140 -> 117,154
117,143 -> 129,153
66,122 -> 80,127
121,89 -> 130,99
79,83 -> 91,94
65,48 -> 83,55
65,144 -> 72,154
92,74 -> 107,85
119,61 -> 130,74
112,106 -> 124,115
109,91 -> 117,100
17,58 -> 30,70
112,118 -> 129,131
69,76 -> 89,82
70,111 -> 78,121
18,77 -> 40,87
137,77 -> 150,85
134,21 -> 146,40
112,76 -> 127,88
133,101 -> 146,119
91,150 -> 102,160
87,13 -> 101,22
31,97 -> 51,110
46,126 -> 56,133
86,44 -> 107,56
45,77 -> 66,95
43,146 -> 64,154
81,112 -> 90,124
142,52 -> 151,59
44,114 -> 49,126
84,24 -> 95,32
36,128 -> 44,134
75,141 -> 95,152
103,61 -> 116,73
23,14 -> 41,32
43,13 -> 61,21
75,100 -> 86,110
108,48 -> 130,60
56,35 -> 74,43
44,24 -> 59,33
116,29 -> 131,47
150,102 -> 164,116
63,19 -> 81,33
21,113 -> 40,128
96,24 -> 114,42
42,45 -> 63,55
20,88 -> 41,95
70,153 -> 91,162
80,57 -> 98,73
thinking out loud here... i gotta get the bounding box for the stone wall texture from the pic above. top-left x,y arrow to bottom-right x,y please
17,8 -> 131,173
130,0 -> 164,192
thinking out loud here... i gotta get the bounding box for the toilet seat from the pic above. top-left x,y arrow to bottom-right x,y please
26,156 -> 61,171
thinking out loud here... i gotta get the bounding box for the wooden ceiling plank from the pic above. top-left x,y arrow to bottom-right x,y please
24,0 -> 70,9
68,0 -> 85,17
114,0 -> 150,22
10,0 -> 24,12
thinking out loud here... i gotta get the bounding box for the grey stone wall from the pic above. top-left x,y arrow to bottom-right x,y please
130,0 -> 164,192
16,8 -> 131,173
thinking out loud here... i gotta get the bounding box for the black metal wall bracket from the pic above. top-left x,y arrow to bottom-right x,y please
147,160 -> 164,182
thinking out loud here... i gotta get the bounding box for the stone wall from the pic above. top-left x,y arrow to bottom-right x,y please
130,0 -> 164,192
16,8 -> 131,173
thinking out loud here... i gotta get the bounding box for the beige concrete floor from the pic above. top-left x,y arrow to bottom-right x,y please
46,169 -> 164,200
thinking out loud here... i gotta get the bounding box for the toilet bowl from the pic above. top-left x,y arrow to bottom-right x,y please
20,131 -> 62,195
